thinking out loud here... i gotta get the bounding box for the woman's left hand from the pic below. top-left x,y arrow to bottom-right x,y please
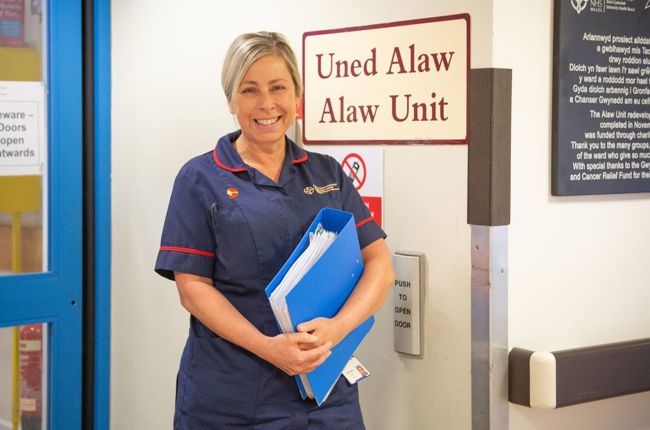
296,317 -> 346,350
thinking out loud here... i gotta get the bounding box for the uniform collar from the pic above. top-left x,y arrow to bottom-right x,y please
212,130 -> 308,174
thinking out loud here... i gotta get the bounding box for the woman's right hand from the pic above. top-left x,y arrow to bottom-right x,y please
260,332 -> 332,376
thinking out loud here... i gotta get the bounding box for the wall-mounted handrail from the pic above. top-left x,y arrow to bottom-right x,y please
509,338 -> 650,409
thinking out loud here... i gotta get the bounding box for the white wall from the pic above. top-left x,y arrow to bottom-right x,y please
356,146 -> 474,430
111,1 -> 491,429
493,1 -> 650,429
112,1 -> 650,429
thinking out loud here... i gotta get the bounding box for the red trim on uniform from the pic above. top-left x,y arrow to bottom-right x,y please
213,148 -> 247,173
160,246 -> 216,257
355,217 -> 373,228
291,153 -> 308,164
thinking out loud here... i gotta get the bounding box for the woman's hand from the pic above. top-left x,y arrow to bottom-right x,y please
260,332 -> 332,376
175,273 -> 332,375
296,317 -> 346,350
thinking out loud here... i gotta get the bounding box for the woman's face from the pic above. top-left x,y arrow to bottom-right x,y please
230,54 -> 299,149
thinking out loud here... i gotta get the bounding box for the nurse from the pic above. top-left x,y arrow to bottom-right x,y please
155,31 -> 395,429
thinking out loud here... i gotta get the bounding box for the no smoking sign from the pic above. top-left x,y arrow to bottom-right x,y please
341,153 -> 366,190
309,146 -> 383,227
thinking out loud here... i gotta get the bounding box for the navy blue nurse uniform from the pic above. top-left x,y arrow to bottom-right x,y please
155,131 -> 386,430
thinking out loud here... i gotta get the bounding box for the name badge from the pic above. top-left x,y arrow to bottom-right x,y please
342,356 -> 370,385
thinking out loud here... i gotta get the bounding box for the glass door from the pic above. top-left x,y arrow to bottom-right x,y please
0,1 -> 83,429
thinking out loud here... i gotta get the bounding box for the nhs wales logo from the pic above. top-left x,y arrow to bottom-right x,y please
589,0 -> 605,13
572,0 -> 588,13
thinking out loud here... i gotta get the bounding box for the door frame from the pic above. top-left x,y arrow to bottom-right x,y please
86,0 -> 111,429
0,0 -> 83,427
0,0 -> 112,429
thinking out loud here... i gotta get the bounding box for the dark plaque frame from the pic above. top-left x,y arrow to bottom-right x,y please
552,0 -> 650,195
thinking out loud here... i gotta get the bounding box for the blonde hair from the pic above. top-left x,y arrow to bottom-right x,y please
221,31 -> 302,102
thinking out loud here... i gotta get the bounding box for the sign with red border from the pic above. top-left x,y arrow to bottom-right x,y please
303,14 -> 470,145
341,153 -> 366,190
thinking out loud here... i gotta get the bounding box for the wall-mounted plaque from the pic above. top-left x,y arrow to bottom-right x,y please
303,15 -> 469,145
552,0 -> 650,195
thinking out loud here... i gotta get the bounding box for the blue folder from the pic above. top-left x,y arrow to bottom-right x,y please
265,207 -> 375,406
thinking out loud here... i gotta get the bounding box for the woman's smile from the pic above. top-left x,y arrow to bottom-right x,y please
255,116 -> 282,126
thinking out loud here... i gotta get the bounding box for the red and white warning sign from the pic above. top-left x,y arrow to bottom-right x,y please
311,146 -> 383,227
341,153 -> 366,190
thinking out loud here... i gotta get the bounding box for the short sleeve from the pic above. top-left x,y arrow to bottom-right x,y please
155,167 -> 216,281
333,158 -> 387,249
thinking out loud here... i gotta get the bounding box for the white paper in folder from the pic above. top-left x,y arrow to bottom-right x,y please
269,224 -> 337,333
268,224 -> 337,399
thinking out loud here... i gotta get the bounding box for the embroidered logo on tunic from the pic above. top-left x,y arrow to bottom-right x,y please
303,183 -> 339,195
226,187 -> 239,199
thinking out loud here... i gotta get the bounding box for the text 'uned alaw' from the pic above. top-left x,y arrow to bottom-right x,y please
314,45 -> 455,124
